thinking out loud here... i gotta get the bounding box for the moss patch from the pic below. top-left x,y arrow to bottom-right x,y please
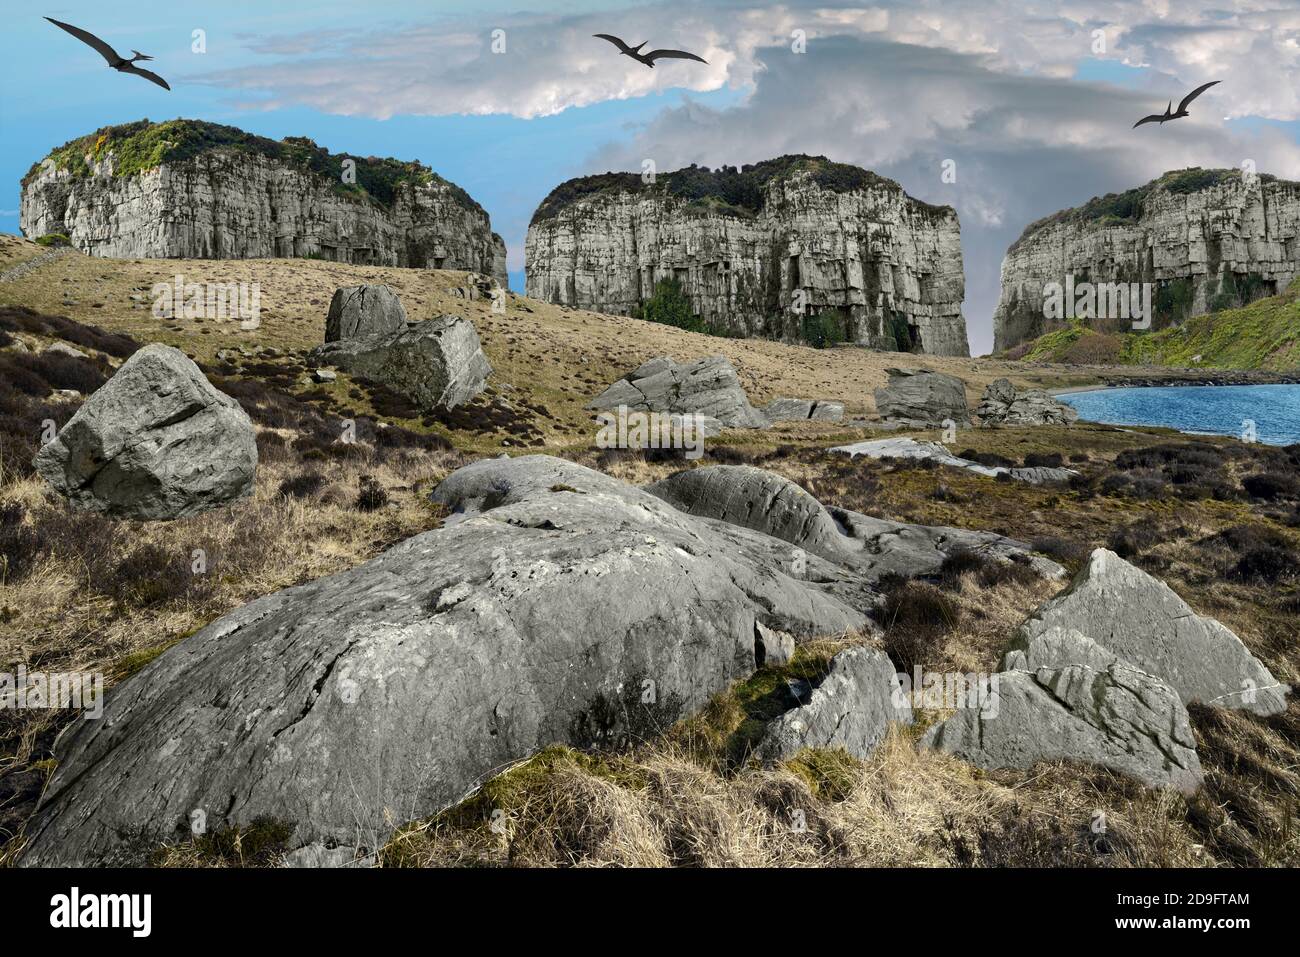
23,118 -> 480,213
531,154 -> 951,223
1010,168 -> 1292,251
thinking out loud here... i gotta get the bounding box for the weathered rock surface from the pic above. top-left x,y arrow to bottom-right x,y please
873,368 -> 971,427
20,455 -> 884,866
923,630 -> 1204,794
830,437 -> 1077,485
764,398 -> 845,423
754,622 -> 796,668
589,355 -> 770,428
526,157 -> 969,356
647,465 -> 854,562
1007,465 -> 1077,484
33,344 -> 256,520
311,314 -> 491,411
993,169 -> 1300,352
21,119 -> 507,285
975,377 -> 1078,427
280,843 -> 373,869
324,285 -> 407,342
1009,549 -> 1289,715
647,464 -> 1065,581
757,647 -> 912,762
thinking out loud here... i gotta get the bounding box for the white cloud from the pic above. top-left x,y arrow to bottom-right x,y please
192,2 -> 1300,122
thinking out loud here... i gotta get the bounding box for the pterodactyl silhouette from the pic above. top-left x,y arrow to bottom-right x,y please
593,34 -> 707,68
1133,81 -> 1219,128
45,17 -> 171,90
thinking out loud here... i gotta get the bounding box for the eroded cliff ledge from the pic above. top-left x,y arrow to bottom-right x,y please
20,119 -> 507,286
993,168 -> 1300,353
524,156 -> 969,357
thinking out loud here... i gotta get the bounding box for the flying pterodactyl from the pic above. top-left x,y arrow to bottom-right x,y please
1132,81 -> 1219,128
593,34 -> 707,68
45,17 -> 171,90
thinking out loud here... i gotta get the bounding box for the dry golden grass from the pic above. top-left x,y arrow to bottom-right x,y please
376,728 -> 1223,868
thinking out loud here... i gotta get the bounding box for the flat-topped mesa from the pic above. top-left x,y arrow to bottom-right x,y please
20,118 -> 508,286
993,168 -> 1300,353
524,155 -> 969,357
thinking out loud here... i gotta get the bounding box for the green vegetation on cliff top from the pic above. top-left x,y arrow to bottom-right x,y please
22,118 -> 483,213
1014,277 -> 1300,371
1010,168 -> 1297,252
530,154 -> 953,224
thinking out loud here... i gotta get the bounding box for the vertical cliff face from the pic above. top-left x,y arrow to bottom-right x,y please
20,119 -> 507,287
524,157 -> 968,356
993,169 -> 1300,353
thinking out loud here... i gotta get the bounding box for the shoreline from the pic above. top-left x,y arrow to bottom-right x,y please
1050,372 -> 1300,397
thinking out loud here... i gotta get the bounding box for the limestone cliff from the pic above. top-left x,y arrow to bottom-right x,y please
524,156 -> 968,356
994,168 -> 1300,353
20,119 -> 507,286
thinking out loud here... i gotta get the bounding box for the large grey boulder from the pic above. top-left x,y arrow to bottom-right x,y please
19,456 -> 877,866
589,355 -> 770,429
1009,549 -> 1289,716
311,314 -> 491,411
757,646 -> 912,763
922,630 -> 1204,794
976,377 -> 1079,427
324,284 -> 408,342
873,368 -> 971,427
647,465 -> 1065,582
32,344 -> 256,520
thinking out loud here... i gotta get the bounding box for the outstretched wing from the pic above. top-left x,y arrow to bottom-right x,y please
45,17 -> 122,64
1132,113 -> 1166,128
644,48 -> 708,65
1177,80 -> 1220,114
593,34 -> 634,55
122,63 -> 171,90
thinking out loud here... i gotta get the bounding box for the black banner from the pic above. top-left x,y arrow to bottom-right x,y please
0,867 -> 1272,942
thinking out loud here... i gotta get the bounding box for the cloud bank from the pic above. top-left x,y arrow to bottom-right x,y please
192,1 -> 1300,351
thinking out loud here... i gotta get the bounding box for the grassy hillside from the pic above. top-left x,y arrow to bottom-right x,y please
1010,277 -> 1300,371
0,234 -> 1104,454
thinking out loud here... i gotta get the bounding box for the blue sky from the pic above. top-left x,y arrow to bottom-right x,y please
5,1 -> 1300,353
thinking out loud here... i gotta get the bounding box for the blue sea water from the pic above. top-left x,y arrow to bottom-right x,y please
1058,384 -> 1300,446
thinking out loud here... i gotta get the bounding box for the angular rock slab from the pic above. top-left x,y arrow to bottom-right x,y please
757,646 -> 912,763
764,398 -> 845,423
19,456 -> 874,866
1010,549 -> 1289,716
33,343 -> 256,520
873,368 -> 971,427
975,377 -> 1078,427
589,355 -> 770,429
830,437 -> 1077,486
324,284 -> 407,342
312,314 -> 491,411
647,464 -> 1066,582
922,634 -> 1204,794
